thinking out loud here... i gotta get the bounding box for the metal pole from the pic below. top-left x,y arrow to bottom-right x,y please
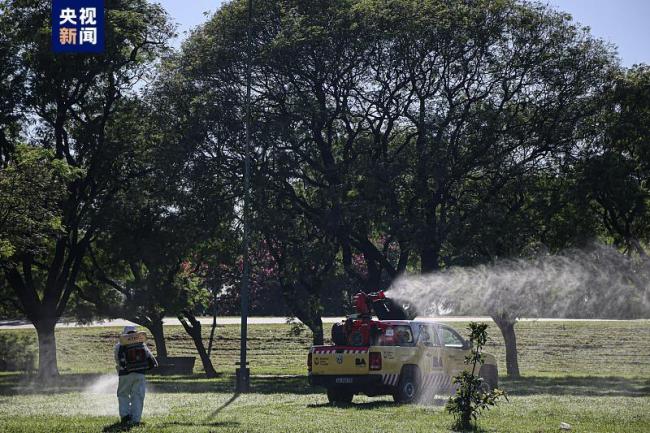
236,0 -> 253,393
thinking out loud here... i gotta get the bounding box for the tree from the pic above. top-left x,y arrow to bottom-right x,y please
83,213 -> 193,359
0,145 -> 80,260
368,0 -> 614,272
0,144 -> 80,313
176,0 -> 414,298
169,0 -> 620,344
0,9 -> 22,164
79,80 -> 237,373
257,189 -> 339,345
443,163 -> 605,376
82,176 -> 231,376
186,0 -> 614,278
579,65 -> 650,256
0,0 -> 173,378
177,299 -> 219,378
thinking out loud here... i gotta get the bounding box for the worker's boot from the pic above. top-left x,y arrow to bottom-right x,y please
120,415 -> 131,424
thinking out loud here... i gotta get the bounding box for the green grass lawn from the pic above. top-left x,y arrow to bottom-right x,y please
0,320 -> 649,432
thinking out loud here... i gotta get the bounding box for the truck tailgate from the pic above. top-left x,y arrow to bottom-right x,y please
311,346 -> 369,375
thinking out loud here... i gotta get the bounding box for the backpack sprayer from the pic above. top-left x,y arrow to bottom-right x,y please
118,331 -> 151,373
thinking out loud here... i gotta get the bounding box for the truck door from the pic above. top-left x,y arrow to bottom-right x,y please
437,325 -> 470,378
416,324 -> 444,374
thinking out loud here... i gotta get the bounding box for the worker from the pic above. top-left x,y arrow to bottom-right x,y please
114,325 -> 158,425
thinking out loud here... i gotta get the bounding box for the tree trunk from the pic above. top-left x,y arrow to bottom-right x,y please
492,315 -> 520,378
310,315 -> 324,346
179,312 -> 218,378
364,252 -> 382,291
34,318 -> 59,380
420,245 -> 440,273
279,281 -> 325,346
288,312 -> 324,346
207,291 -> 218,358
147,318 -> 168,359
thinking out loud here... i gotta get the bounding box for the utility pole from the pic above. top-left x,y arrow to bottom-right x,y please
235,0 -> 253,393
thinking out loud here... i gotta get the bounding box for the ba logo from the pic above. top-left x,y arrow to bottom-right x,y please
335,354 -> 344,364
355,358 -> 366,367
52,0 -> 105,53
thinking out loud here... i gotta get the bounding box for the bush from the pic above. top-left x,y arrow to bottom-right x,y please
446,322 -> 507,431
286,317 -> 307,337
0,332 -> 37,373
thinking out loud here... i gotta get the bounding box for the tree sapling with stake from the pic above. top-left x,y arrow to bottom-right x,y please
446,322 -> 507,431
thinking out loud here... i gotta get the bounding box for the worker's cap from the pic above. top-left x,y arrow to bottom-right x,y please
122,325 -> 137,335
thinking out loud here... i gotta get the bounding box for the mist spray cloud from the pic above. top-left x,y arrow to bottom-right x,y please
389,243 -> 650,320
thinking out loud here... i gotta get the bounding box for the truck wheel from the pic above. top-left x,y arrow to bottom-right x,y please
479,364 -> 498,391
393,366 -> 420,404
327,388 -> 353,405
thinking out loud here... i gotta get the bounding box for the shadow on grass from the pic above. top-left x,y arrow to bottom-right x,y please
448,425 -> 491,433
0,373 -> 313,395
102,421 -> 134,432
207,393 -> 240,418
502,375 -> 650,397
309,398 -> 448,409
148,374 -> 313,395
1,373 -> 647,398
307,400 -> 396,410
159,420 -> 240,428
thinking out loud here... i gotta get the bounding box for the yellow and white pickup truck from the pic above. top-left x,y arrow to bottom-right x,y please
308,320 -> 498,404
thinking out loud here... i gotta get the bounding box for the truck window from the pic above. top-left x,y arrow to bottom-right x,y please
417,325 -> 441,347
395,326 -> 414,345
379,325 -> 414,346
441,326 -> 465,348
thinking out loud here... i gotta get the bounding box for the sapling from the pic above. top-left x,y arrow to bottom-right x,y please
446,322 -> 507,431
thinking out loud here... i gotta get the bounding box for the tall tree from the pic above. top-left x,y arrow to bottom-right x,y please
0,8 -> 22,164
445,167 -> 601,377
579,65 -> 650,255
364,0 -> 615,272
79,72 -> 238,371
0,144 -> 79,315
0,0 -> 172,378
171,0 -> 617,332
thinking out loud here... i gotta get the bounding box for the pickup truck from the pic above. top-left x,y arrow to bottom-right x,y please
308,319 -> 498,404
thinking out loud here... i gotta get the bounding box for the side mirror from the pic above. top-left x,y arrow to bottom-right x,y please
462,339 -> 472,350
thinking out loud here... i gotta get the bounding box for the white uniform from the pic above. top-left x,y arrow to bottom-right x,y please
114,328 -> 157,423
